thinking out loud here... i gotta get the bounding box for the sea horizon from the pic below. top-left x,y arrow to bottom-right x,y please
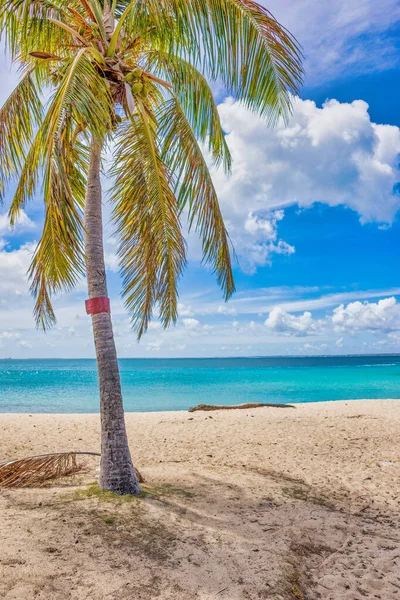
2,352 -> 400,360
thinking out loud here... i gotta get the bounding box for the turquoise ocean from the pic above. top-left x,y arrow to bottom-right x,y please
0,356 -> 399,413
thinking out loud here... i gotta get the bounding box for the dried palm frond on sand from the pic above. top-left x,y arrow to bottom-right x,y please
0,452 -> 145,488
188,402 -> 295,412
0,452 -> 100,488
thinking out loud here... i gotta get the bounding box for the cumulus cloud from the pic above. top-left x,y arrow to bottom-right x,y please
182,318 -> 200,330
264,307 -> 318,336
0,242 -> 35,301
148,321 -> 162,331
233,209 -> 295,272
0,331 -> 20,340
203,96 -> 400,271
0,211 -> 37,308
263,296 -> 400,341
217,304 -> 237,315
332,297 -> 400,332
303,342 -> 328,352
0,210 -> 35,236
215,97 -> 400,231
177,303 -> 193,317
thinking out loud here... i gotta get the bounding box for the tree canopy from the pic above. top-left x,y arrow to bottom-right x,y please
0,0 -> 303,336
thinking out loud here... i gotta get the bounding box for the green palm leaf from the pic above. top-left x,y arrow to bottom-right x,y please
29,138 -> 87,329
9,47 -> 113,327
112,102 -> 187,338
120,0 -> 303,122
148,52 -> 232,173
159,97 -> 235,300
0,72 -> 42,200
0,0 -> 302,333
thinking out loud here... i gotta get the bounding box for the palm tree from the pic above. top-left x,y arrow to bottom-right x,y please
0,0 -> 302,494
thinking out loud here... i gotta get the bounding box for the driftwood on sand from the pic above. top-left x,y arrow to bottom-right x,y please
0,452 -> 145,488
188,402 -> 295,413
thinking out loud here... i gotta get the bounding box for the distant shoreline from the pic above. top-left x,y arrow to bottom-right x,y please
1,398 -> 400,416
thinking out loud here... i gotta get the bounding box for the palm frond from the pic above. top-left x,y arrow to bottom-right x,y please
19,48 -> 111,328
0,451 -> 144,487
123,0 -> 302,123
112,102 -> 187,338
205,0 -> 303,122
159,97 -> 235,300
28,138 -> 87,329
0,72 -> 42,200
8,127 -> 45,224
0,0 -> 70,59
87,0 -> 108,42
148,52 -> 231,173
0,452 -> 89,487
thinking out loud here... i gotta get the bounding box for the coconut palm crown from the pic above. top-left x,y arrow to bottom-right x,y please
0,0 -> 302,336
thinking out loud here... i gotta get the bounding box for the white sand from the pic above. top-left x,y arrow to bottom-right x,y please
1,400 -> 399,599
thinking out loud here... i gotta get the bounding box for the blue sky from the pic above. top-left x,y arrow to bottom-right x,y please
1,0 -> 400,358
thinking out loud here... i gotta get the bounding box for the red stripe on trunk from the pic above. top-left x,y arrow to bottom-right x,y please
85,297 -> 111,315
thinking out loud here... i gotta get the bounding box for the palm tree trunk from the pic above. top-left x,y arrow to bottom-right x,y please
84,138 -> 141,495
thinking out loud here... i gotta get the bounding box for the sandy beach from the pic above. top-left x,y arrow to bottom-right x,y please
1,400 -> 399,599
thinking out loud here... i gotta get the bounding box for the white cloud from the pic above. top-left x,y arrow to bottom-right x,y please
146,339 -> 162,352
166,286 -> 400,320
231,209 -> 295,272
200,95 -> 400,271
177,303 -> 193,317
217,304 -> 237,315
262,296 -> 400,342
303,342 -> 327,352
332,297 -> 400,332
272,288 -> 400,314
18,339 -> 32,349
0,210 -> 35,236
0,241 -> 35,301
244,211 -> 282,236
264,307 -> 318,336
103,235 -> 119,272
0,331 -> 21,348
0,331 -> 20,340
0,288 -> 399,357
265,0 -> 400,84
168,343 -> 186,351
182,318 -> 200,330
214,97 -> 400,236
0,211 -> 37,311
